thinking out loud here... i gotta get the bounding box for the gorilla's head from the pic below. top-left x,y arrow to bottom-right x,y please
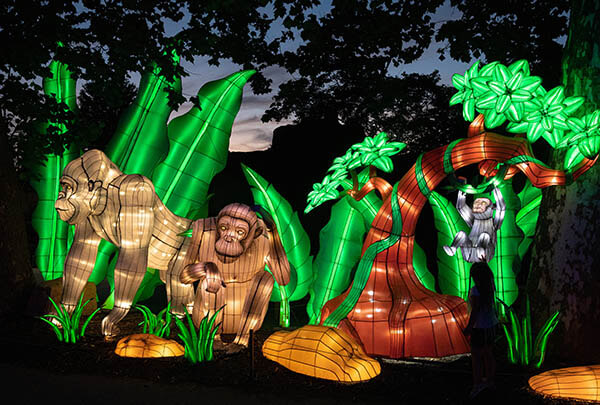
55,149 -> 121,224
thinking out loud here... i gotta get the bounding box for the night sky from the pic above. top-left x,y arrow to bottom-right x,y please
166,0 -> 472,152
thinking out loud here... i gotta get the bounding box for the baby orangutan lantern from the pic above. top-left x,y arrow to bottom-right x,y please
180,203 -> 290,350
54,149 -> 194,336
443,187 -> 505,262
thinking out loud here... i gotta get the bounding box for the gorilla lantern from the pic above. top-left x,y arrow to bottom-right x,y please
55,149 -> 194,336
180,203 -> 290,348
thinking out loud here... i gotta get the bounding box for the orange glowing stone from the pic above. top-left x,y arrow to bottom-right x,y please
115,334 -> 185,358
529,365 -> 600,402
262,325 -> 381,382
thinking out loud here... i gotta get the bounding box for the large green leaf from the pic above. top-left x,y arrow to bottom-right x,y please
515,181 -> 542,261
478,180 -> 520,309
308,196 -> 368,324
307,169 -> 383,324
242,164 -> 313,302
153,70 -> 256,218
428,191 -> 472,300
105,61 -> 181,175
413,241 -> 436,292
31,60 -> 79,280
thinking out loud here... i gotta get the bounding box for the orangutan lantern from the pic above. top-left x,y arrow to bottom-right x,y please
179,203 -> 290,349
443,187 -> 506,262
54,149 -> 194,336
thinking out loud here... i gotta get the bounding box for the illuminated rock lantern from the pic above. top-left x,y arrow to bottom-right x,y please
115,334 -> 184,358
529,365 -> 600,403
263,325 -> 381,382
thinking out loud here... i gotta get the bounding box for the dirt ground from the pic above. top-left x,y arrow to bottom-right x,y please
0,301 -> 587,405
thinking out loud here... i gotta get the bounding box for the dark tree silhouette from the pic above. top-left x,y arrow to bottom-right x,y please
262,0 -> 467,154
435,0 -> 569,89
527,0 -> 600,363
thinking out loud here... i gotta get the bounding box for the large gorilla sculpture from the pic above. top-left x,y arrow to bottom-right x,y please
54,149 -> 194,336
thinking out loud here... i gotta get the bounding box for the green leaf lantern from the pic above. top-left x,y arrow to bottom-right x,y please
105,57 -> 182,175
242,164 -> 313,304
152,70 -> 256,218
428,191 -> 472,300
31,59 -> 79,280
562,110 -> 600,159
308,170 -> 383,324
305,132 -> 405,213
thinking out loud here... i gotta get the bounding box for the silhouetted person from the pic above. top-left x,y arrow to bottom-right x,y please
464,261 -> 498,399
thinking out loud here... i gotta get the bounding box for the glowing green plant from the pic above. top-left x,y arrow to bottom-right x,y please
500,297 -> 560,368
306,132 -> 405,213
242,164 -> 312,327
306,174 -> 346,212
152,69 -> 256,219
31,58 -> 79,281
308,170 -> 385,324
95,68 -> 254,309
135,303 -> 172,338
91,55 -> 182,305
39,296 -> 101,343
450,59 -> 599,167
562,110 -> 600,159
173,308 -> 222,364
515,182 -> 542,260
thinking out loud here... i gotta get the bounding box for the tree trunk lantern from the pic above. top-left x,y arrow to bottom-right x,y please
318,116 -> 596,359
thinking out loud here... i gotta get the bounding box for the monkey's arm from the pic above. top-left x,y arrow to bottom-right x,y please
180,262 -> 225,293
456,190 -> 474,227
61,220 -> 101,312
493,187 -> 506,229
265,228 -> 291,286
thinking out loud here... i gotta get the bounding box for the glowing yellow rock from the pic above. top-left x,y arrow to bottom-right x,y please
529,365 -> 600,403
262,325 -> 381,382
115,334 -> 184,358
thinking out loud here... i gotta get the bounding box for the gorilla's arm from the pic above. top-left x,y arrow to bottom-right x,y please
61,220 -> 101,312
101,175 -> 155,336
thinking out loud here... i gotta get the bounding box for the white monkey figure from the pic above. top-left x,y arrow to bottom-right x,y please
443,187 -> 506,262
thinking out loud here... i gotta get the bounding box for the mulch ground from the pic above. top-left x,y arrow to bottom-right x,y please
0,303 -> 588,405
